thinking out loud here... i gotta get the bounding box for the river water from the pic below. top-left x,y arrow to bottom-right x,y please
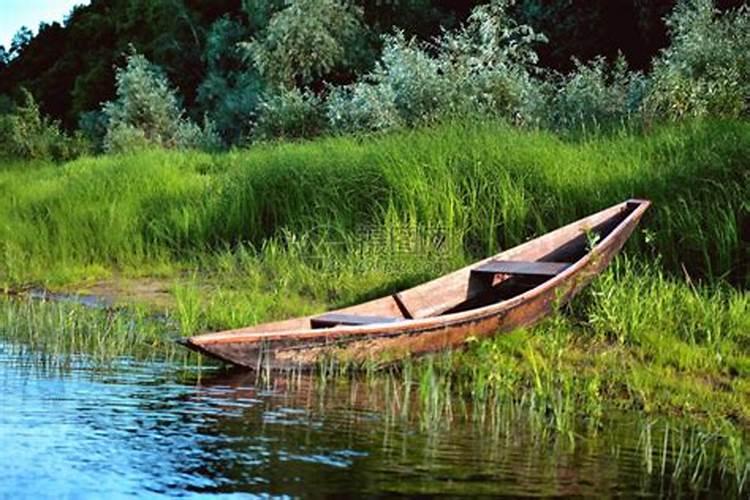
0,341 -> 741,498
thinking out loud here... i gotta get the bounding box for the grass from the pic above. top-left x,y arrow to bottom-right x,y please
0,118 -> 746,287
0,118 -> 747,491
458,259 -> 749,421
0,298 -> 200,367
360,361 -> 749,494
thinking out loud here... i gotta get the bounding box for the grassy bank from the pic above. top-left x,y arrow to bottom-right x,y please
0,119 -> 748,486
1,261 -> 747,490
0,118 -> 747,287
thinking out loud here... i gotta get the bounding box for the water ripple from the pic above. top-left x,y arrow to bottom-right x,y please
0,342 -> 739,498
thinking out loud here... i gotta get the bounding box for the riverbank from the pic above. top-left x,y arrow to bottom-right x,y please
1,265 -> 748,491
1,118 -> 748,488
1,119 -> 746,287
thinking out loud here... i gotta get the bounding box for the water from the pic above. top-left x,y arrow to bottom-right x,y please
0,343 -> 741,498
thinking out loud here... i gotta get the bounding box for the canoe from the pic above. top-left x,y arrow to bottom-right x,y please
181,199 -> 650,369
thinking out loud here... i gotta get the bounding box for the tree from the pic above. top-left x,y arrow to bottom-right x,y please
102,50 -> 217,152
0,88 -> 87,161
9,26 -> 33,59
196,16 -> 264,144
241,0 -> 365,88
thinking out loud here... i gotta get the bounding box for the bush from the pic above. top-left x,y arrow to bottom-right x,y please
436,0 -> 546,122
372,32 -> 451,126
196,16 -> 265,145
78,110 -> 109,153
241,0 -> 365,88
326,82 -> 402,134
103,123 -> 151,153
319,0 -> 748,137
105,119 -> 222,155
323,1 -> 546,134
548,56 -> 648,133
102,50 -> 218,153
644,0 -> 750,122
253,88 -> 326,140
0,89 -> 89,161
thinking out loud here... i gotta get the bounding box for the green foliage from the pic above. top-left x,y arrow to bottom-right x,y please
435,0 -> 546,122
253,87 -> 326,140
326,82 -> 402,134
0,89 -> 88,161
588,260 -> 749,349
0,0 -> 481,129
102,51 -> 219,153
451,262 -> 750,459
241,0 -> 365,88
645,0 -> 750,121
241,0 -> 285,31
249,0 -> 750,140
1,121 -> 748,475
371,32 -> 450,126
104,123 -> 151,153
0,299 -> 188,364
77,110 -> 109,153
1,0 -> 748,149
547,56 -> 648,133
196,16 -> 265,145
324,1 -> 546,134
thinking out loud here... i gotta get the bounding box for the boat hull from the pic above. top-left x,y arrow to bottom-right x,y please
182,199 -> 650,369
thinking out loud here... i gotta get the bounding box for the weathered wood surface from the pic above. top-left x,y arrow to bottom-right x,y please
310,313 -> 402,328
472,260 -> 571,277
180,199 -> 651,369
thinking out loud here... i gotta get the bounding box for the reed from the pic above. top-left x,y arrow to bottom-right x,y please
1,260 -> 747,491
0,298 -> 195,367
285,355 -> 749,495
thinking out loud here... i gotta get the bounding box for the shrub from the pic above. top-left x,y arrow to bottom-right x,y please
241,0 -> 365,88
196,16 -> 265,145
0,89 -> 89,161
253,88 -> 326,140
436,0 -> 546,122
372,32 -> 451,126
326,82 -> 402,134
644,0 -> 750,122
102,50 -> 217,153
78,110 -> 109,153
177,115 -> 222,152
548,56 -> 648,133
322,1 -> 546,134
103,123 -> 151,153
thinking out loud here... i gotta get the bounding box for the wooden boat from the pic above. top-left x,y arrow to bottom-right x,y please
181,199 -> 650,369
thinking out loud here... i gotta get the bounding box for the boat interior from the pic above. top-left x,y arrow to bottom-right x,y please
306,201 -> 643,330
205,200 -> 643,340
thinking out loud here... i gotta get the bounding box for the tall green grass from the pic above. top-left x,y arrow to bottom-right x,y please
0,298 -> 196,367
0,119 -> 747,287
343,354 -> 750,494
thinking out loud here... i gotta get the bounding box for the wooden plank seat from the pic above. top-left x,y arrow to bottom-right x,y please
472,260 -> 571,278
310,313 -> 402,329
